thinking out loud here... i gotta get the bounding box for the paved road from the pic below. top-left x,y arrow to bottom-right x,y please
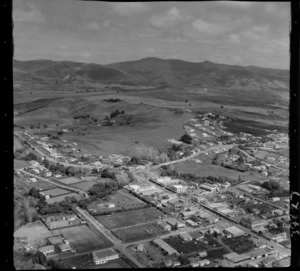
20,169 -> 89,198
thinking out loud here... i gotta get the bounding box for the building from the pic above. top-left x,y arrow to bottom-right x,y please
224,226 -> 245,237
240,216 -> 267,230
152,239 -> 179,255
92,249 -> 119,265
186,219 -> 198,228
58,243 -> 72,252
167,184 -> 188,194
137,244 -> 144,252
199,251 -> 207,258
264,232 -> 287,243
245,248 -> 270,260
272,257 -> 290,267
176,221 -> 186,229
261,256 -> 277,267
247,184 -> 261,191
224,253 -> 250,264
200,183 -> 218,192
192,196 -> 207,203
165,218 -> 177,229
198,259 -> 210,266
39,245 -> 55,256
190,231 -> 204,241
180,210 -> 197,220
207,202 -> 228,210
157,221 -> 171,231
271,197 -> 280,202
179,232 -> 193,242
205,215 -> 219,224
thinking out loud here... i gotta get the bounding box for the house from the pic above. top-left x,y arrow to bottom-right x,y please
137,244 -> 144,252
200,183 -> 218,192
157,221 -> 171,231
165,218 -> 177,229
199,251 -> 207,258
245,248 -> 269,260
179,232 -> 193,242
271,197 -> 280,202
58,243 -> 72,252
45,172 -> 52,177
190,231 -> 204,241
167,184 -> 188,193
205,215 -> 219,224
30,178 -> 37,183
172,261 -> 181,267
39,245 -> 55,256
198,259 -> 210,266
223,253 -> 250,264
261,256 -> 277,267
264,232 -> 287,243
186,219 -> 198,228
92,249 -> 119,265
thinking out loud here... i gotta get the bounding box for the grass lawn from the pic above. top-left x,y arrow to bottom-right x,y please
14,159 -> 30,169
58,177 -> 83,185
71,181 -> 98,192
112,222 -> 166,243
51,225 -> 112,253
95,207 -> 164,230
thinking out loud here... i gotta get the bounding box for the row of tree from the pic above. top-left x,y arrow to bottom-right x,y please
130,144 -> 169,164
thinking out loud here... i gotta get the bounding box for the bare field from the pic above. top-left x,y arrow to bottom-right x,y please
51,225 -> 112,253
95,207 -> 164,230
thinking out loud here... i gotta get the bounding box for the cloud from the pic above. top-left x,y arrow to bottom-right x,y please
217,1 -> 254,9
144,47 -> 155,54
229,34 -> 241,43
149,7 -> 184,29
110,2 -> 149,16
14,3 -> 45,23
86,22 -> 101,31
192,18 -> 229,35
242,25 -> 270,40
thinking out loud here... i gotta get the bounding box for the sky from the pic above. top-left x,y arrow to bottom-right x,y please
13,0 -> 290,69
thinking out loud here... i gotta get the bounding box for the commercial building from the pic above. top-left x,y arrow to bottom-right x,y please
200,183 -> 218,192
153,177 -> 180,187
205,215 -> 219,224
245,248 -> 271,260
264,232 -> 287,243
224,253 -> 250,264
224,226 -> 245,237
152,239 -> 179,255
167,184 -> 188,194
240,216 -> 267,230
92,249 -> 119,265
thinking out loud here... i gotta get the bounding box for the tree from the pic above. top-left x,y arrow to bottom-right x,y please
32,251 -> 46,265
179,134 -> 192,144
65,166 -> 76,176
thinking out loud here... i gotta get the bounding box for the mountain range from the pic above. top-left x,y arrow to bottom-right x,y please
13,57 -> 289,90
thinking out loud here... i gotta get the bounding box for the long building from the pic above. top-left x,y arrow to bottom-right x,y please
152,239 -> 179,255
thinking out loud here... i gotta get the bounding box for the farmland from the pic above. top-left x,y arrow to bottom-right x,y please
112,222 -> 167,243
95,207 -> 164,230
71,181 -> 98,192
51,225 -> 113,253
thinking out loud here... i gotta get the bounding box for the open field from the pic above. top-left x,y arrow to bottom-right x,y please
14,136 -> 23,152
85,257 -> 135,269
14,159 -> 30,169
88,189 -> 146,214
95,207 -> 164,230
71,181 -> 97,192
14,220 -> 52,247
31,180 -> 57,191
51,225 -> 112,253
175,161 -> 264,181
112,222 -> 167,243
58,176 -> 83,185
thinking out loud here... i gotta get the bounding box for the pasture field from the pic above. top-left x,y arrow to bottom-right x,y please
58,176 -> 83,185
112,222 -> 167,243
71,181 -> 97,192
51,225 -> 112,253
88,189 -> 146,214
32,180 -> 57,191
83,176 -> 98,181
163,235 -> 210,256
175,161 -> 263,181
14,136 -> 23,152
95,207 -> 164,230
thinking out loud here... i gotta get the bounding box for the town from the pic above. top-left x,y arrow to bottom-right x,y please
14,111 -> 290,269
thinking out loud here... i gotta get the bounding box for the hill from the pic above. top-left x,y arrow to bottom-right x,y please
13,57 -> 289,90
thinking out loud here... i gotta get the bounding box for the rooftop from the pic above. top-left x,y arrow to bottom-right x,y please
92,249 -> 118,260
